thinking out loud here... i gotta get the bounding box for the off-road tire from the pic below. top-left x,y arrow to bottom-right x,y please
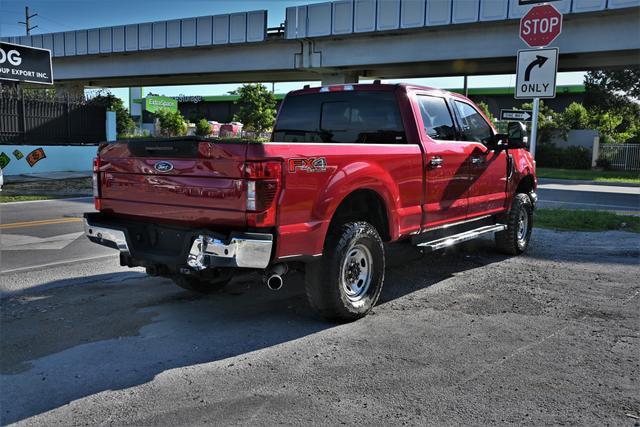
495,193 -> 533,255
305,221 -> 385,322
171,275 -> 231,294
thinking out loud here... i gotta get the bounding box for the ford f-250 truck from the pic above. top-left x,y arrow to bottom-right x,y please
85,83 -> 537,321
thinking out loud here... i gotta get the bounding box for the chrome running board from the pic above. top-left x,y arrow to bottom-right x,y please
416,224 -> 507,251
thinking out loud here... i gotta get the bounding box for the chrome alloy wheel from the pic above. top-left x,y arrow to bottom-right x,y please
517,210 -> 529,244
341,243 -> 373,302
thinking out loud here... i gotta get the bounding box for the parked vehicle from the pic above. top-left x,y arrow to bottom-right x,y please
219,122 -> 243,137
208,121 -> 221,137
85,83 -> 537,321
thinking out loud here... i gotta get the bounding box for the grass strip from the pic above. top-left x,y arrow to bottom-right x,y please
0,194 -> 58,203
537,168 -> 640,184
535,208 -> 640,233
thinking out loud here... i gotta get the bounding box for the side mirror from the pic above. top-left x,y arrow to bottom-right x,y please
507,122 -> 529,149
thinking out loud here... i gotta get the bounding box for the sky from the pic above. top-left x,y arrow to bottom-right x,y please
0,0 -> 585,107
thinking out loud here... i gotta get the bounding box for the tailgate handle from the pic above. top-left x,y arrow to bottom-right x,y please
145,146 -> 177,152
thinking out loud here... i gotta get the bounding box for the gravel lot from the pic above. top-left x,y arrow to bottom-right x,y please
1,228 -> 638,426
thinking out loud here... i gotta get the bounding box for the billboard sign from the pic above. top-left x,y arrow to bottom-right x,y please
0,42 -> 53,85
144,96 -> 178,113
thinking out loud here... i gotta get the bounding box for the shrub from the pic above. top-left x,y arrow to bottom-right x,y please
195,119 -> 212,137
154,109 -> 187,137
536,143 -> 591,170
230,84 -> 277,133
559,102 -> 590,130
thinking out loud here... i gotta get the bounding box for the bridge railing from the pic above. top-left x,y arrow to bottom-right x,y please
2,0 -> 639,55
285,0 -> 639,39
1,10 -> 267,57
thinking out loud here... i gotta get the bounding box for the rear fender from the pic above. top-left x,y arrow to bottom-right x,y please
314,161 -> 400,242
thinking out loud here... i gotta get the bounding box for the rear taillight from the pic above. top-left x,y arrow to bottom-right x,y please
244,161 -> 282,227
92,157 -> 102,210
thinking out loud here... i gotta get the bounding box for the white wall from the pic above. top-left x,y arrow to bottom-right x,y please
0,145 -> 97,176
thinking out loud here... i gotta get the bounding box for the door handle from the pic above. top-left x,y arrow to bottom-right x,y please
470,156 -> 484,165
428,157 -> 443,168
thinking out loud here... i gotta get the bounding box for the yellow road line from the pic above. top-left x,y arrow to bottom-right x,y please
0,217 -> 82,230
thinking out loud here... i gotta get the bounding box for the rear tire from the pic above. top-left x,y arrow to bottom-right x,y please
171,274 -> 232,294
305,221 -> 385,322
495,193 -> 533,255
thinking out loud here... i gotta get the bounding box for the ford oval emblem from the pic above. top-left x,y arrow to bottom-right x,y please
154,161 -> 174,172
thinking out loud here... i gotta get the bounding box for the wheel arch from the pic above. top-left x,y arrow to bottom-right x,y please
327,188 -> 392,243
516,174 -> 536,194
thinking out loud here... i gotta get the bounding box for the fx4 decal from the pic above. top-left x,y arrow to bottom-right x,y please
288,157 -> 327,173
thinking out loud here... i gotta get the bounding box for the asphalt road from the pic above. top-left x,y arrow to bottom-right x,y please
537,179 -> 640,213
1,227 -> 638,425
0,197 -> 116,280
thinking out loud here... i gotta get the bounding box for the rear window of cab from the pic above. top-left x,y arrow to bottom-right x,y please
272,91 -> 406,144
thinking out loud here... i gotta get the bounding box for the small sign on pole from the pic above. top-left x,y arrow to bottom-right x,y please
515,47 -> 559,99
0,41 -> 53,85
500,109 -> 533,121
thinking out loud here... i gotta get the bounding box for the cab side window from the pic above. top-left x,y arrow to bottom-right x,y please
453,100 -> 493,144
417,95 -> 456,141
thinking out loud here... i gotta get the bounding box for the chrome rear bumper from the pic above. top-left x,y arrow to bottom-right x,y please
84,217 -> 272,270
187,234 -> 273,270
84,219 -> 130,254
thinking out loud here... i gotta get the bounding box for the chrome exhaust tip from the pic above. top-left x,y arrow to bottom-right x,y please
266,274 -> 283,291
263,263 -> 288,291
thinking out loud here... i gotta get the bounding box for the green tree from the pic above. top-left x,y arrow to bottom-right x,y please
230,84 -> 277,133
155,109 -> 187,137
585,68 -> 640,108
195,118 -> 212,137
88,93 -> 135,136
584,68 -> 640,143
558,102 -> 590,130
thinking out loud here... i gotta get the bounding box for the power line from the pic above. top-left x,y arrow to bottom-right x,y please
37,14 -> 74,30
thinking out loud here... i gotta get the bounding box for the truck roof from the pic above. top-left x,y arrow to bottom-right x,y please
287,82 -> 472,103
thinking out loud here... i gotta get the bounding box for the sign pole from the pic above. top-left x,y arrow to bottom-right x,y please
529,97 -> 540,157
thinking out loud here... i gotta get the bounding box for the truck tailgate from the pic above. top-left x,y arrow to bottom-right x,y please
97,139 -> 248,227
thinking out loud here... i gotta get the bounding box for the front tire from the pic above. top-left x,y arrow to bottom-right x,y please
305,221 -> 385,322
495,193 -> 533,255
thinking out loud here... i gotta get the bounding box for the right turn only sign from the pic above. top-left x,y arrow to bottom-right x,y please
515,47 -> 558,99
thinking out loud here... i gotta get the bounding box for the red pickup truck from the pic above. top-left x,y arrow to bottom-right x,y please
85,83 -> 537,321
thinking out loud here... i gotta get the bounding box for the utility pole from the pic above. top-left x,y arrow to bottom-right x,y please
18,6 -> 38,35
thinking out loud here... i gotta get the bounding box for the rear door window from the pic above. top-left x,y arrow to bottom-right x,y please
417,95 -> 457,141
272,91 -> 406,144
452,100 -> 493,144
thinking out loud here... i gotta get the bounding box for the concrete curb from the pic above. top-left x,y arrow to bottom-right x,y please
538,178 -> 640,188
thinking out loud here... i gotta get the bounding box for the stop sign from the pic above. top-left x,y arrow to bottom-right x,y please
520,4 -> 563,48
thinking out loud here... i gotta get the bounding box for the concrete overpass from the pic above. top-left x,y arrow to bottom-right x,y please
2,0 -> 639,90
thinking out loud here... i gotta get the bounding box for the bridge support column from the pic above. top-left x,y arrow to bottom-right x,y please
55,83 -> 85,100
320,72 -> 360,86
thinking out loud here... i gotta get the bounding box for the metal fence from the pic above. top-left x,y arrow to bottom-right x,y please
0,89 -> 106,145
598,144 -> 640,171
